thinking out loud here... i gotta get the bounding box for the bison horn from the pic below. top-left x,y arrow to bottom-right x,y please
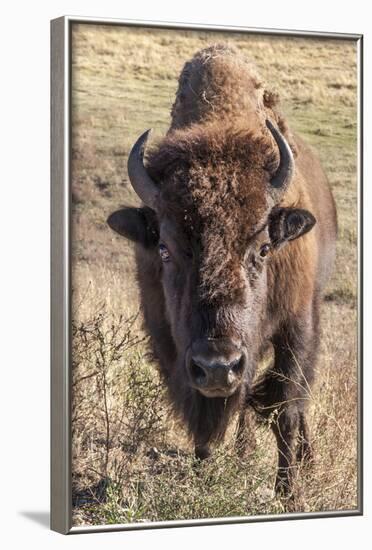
127,129 -> 159,210
266,119 -> 294,194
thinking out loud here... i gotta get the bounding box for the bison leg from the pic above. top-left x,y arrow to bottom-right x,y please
194,440 -> 211,460
271,406 -> 300,495
296,411 -> 314,464
235,409 -> 257,458
252,310 -> 318,496
235,410 -> 247,453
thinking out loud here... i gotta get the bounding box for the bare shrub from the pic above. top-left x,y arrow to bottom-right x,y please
72,308 -> 169,513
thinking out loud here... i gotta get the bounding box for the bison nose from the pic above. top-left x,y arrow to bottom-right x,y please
188,339 -> 245,396
190,357 -> 244,388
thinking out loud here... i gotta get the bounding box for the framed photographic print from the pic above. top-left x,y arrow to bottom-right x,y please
51,16 -> 363,534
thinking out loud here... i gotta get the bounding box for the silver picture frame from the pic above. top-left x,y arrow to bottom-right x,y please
51,15 -> 363,534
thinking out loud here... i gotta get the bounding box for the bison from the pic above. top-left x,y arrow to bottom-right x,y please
108,44 -> 337,496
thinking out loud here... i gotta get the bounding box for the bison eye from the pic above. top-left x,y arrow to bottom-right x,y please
259,243 -> 271,258
159,243 -> 170,262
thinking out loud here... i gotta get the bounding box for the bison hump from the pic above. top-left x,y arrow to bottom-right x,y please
170,44 -> 267,130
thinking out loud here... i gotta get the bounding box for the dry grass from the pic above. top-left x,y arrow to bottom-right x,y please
70,23 -> 358,526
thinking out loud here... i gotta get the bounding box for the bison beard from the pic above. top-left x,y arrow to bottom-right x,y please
108,44 -> 337,497
172,373 -> 248,460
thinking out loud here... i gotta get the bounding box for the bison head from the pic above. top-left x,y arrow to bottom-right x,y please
108,121 -> 316,399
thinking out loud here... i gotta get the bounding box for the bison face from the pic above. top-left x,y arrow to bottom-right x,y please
108,122 -> 316,398
156,214 -> 268,398
108,203 -> 314,398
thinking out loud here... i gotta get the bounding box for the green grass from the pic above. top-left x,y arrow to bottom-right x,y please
70,24 -> 358,526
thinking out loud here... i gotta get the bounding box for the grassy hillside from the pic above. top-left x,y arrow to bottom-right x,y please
70,23 -> 358,526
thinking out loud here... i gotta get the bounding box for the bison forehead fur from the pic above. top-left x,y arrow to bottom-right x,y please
146,124 -> 278,301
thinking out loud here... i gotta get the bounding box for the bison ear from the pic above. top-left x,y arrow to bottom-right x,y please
269,207 -> 316,249
107,207 -> 159,248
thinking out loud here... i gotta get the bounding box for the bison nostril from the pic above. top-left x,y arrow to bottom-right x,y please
190,360 -> 207,386
189,354 -> 245,390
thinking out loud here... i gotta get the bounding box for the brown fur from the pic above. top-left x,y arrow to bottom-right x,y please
109,44 -> 337,495
147,123 -> 277,303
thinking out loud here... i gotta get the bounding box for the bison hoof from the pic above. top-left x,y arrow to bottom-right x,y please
275,478 -> 307,512
195,445 -> 211,460
274,470 -> 293,498
296,440 -> 314,465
